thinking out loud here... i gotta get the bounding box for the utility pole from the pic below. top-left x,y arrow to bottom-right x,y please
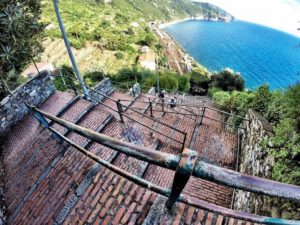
52,0 -> 89,97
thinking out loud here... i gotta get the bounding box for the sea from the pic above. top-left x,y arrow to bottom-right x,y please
164,20 -> 300,90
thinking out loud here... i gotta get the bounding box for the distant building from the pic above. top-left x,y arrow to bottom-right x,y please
138,52 -> 156,71
140,46 -> 150,53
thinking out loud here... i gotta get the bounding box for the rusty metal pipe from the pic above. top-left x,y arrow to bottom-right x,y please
122,113 -> 184,145
67,85 -> 186,145
203,115 -> 244,129
179,196 -> 299,225
128,107 -> 196,117
67,77 -> 185,135
200,106 -> 250,121
33,108 -> 300,202
49,126 -> 171,197
34,108 -> 181,170
193,160 -> 300,201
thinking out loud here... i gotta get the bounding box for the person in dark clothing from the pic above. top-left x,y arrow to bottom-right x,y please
170,97 -> 177,108
158,90 -> 165,103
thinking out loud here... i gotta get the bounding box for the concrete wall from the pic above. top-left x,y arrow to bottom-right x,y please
0,71 -> 55,135
234,109 -> 275,216
89,78 -> 113,103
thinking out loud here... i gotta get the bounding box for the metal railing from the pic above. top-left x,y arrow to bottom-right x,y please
119,99 -> 197,120
62,75 -> 187,150
31,107 -> 300,225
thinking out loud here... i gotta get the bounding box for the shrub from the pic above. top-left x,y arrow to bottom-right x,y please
208,87 -> 222,97
115,51 -> 124,59
211,69 -> 245,91
159,72 -> 178,90
84,71 -> 105,86
69,38 -> 86,49
53,65 -> 77,91
252,84 -> 272,115
212,91 -> 231,105
178,75 -> 190,92
286,83 -> 300,132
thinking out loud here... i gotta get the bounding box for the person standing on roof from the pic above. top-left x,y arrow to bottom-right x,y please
170,96 -> 177,109
158,90 -> 165,103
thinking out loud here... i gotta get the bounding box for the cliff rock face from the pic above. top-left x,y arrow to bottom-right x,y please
234,109 -> 275,215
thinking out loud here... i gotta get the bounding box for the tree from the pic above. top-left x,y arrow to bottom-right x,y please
286,83 -> 300,132
252,84 -> 272,115
211,69 -> 245,92
0,0 -> 45,99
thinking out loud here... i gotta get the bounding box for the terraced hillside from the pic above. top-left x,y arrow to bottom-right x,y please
40,0 -> 231,74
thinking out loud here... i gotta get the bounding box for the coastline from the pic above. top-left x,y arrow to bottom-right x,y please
152,21 -> 208,75
158,16 -> 205,29
158,15 -> 234,29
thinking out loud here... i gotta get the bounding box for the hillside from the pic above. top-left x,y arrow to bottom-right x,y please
40,0 -> 230,75
193,1 -> 234,20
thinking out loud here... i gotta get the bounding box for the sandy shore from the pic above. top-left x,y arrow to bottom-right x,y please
158,16 -> 205,29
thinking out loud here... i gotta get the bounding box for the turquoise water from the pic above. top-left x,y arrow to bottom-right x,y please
164,20 -> 300,90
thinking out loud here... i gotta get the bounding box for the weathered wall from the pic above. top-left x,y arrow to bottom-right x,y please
89,78 -> 113,103
0,71 -> 55,135
234,109 -> 275,215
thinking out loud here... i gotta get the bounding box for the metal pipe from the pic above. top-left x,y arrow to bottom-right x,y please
33,108 -> 300,202
128,107 -> 196,117
199,107 -> 205,125
52,0 -> 89,97
193,160 -> 300,201
34,108 -> 181,170
64,84 -> 185,145
122,113 -> 184,145
48,120 -> 299,225
65,84 -> 117,113
49,126 -> 170,197
116,100 -> 124,123
203,115 -> 244,130
179,196 -> 299,225
66,77 -> 186,135
200,106 -> 249,121
149,101 -> 153,117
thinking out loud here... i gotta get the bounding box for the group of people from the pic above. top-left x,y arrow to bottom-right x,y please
158,90 -> 177,108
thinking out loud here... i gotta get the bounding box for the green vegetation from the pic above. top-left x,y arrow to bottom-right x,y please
108,67 -> 190,92
211,69 -> 245,92
39,0 -> 230,78
41,0 -> 223,51
53,65 -> 78,91
212,83 -> 300,218
0,0 -> 45,99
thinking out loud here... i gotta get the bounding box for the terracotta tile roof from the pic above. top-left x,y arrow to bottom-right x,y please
2,90 -> 256,225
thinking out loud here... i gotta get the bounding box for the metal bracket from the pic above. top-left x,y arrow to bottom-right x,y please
166,148 -> 198,209
34,111 -> 63,143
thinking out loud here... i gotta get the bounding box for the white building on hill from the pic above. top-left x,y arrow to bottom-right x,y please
138,52 -> 156,71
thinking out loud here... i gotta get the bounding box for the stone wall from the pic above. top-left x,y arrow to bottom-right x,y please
0,71 -> 55,135
89,78 -> 113,103
234,109 -> 275,215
